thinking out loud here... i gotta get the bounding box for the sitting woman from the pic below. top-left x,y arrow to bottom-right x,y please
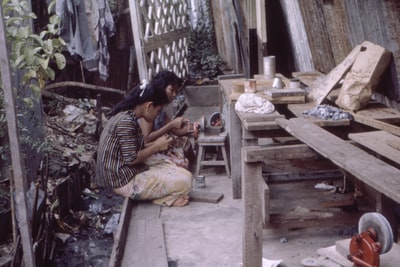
139,70 -> 196,169
96,74 -> 193,207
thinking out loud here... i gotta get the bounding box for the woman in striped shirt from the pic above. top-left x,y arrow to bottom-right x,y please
96,73 -> 193,207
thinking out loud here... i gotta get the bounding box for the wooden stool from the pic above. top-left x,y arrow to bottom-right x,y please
195,132 -> 230,177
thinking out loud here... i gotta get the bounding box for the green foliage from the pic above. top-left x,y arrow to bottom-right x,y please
0,0 -> 67,174
187,2 -> 222,84
3,0 -> 66,92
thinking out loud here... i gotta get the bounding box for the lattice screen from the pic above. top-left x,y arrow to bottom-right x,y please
129,0 -> 189,81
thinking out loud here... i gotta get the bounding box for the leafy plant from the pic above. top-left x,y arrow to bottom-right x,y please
187,2 -> 223,84
3,0 -> 66,97
0,0 -> 67,177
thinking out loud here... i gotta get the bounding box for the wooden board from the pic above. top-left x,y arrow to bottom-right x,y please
262,94 -> 306,104
310,44 -> 361,105
243,120 -> 280,131
350,111 -> 400,137
236,110 -> 284,123
276,118 -> 400,204
119,202 -> 168,267
348,131 -> 400,165
109,198 -> 133,267
189,190 -> 224,203
287,102 -> 350,127
355,102 -> 400,123
292,71 -> 325,87
263,88 -> 306,97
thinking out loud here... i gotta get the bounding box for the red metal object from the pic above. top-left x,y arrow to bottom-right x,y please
348,227 -> 381,267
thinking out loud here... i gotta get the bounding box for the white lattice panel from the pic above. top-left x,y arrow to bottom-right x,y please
129,0 -> 189,80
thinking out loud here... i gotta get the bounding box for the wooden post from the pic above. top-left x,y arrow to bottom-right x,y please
128,0 -> 148,81
256,0 -> 267,70
0,5 -> 36,267
248,0 -> 258,77
242,153 -> 263,267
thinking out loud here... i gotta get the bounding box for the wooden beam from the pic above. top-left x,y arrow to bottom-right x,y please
242,159 -> 262,267
0,6 -> 35,266
348,131 -> 400,165
243,144 -> 320,162
308,44 -> 360,104
276,118 -> 400,204
256,0 -> 267,72
109,197 -> 133,267
350,111 -> 400,137
129,1 -> 147,81
121,203 -> 167,267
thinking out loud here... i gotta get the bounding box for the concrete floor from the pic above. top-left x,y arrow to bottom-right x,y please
160,167 -> 361,267
159,103 -> 390,267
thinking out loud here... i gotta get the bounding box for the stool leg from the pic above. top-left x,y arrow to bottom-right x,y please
221,146 -> 230,177
195,145 -> 205,176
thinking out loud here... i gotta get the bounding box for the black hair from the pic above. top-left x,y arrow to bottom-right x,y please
109,70 -> 183,117
152,70 -> 184,92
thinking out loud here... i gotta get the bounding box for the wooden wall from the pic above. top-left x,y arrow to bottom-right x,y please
212,0 -> 400,110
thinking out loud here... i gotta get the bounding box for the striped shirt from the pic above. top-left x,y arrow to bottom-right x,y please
96,110 -> 148,188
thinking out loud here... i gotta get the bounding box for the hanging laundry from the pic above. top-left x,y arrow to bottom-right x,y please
56,0 -> 115,81
97,0 -> 115,81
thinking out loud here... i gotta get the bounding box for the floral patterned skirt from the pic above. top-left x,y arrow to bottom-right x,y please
114,154 -> 193,206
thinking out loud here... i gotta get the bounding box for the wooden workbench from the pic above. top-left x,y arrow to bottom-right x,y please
219,77 -> 288,199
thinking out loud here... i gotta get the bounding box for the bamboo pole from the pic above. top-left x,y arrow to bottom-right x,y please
0,5 -> 36,267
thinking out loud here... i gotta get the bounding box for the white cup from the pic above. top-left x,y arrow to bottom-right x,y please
272,77 -> 284,89
290,78 -> 301,89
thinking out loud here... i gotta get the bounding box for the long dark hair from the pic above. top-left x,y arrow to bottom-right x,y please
109,70 -> 183,117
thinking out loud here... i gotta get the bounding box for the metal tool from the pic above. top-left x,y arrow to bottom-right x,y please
348,212 -> 393,267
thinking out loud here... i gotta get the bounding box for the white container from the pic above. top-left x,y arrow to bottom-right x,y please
263,56 -> 276,79
290,78 -> 301,89
272,77 -> 284,89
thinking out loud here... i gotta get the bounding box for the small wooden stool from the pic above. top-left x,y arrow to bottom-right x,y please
195,132 -> 230,177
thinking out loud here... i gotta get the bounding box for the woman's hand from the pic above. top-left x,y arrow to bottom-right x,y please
169,117 -> 189,130
154,134 -> 174,152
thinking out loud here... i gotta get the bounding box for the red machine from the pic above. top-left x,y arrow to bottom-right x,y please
348,212 -> 394,267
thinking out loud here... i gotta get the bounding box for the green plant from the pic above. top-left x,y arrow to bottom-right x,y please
187,2 -> 223,84
3,0 -> 66,98
0,0 -> 67,171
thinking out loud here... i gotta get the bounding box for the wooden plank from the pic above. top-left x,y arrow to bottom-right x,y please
236,110 -> 285,123
189,191 -> 224,203
309,44 -> 361,105
287,102 -> 350,127
276,118 -> 400,204
292,71 -> 325,87
348,131 -> 400,165
243,144 -> 320,162
350,111 -> 400,137
121,203 -> 167,267
298,0 -> 336,74
0,7 -> 35,267
321,2 -> 353,66
288,102 -> 350,127
260,179 -> 270,226
242,161 -> 263,267
263,88 -> 306,97
263,95 -> 306,104
268,211 -> 362,229
355,102 -> 400,123
243,120 -> 280,131
109,197 -> 133,267
122,219 -> 168,267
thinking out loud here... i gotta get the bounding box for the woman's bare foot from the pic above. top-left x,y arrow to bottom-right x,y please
172,195 -> 189,207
